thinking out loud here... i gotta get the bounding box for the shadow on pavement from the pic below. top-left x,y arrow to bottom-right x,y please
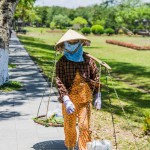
33,140 -> 67,150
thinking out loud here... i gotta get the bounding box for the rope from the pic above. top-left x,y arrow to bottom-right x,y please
105,70 -> 118,150
36,84 -> 47,117
36,51 -> 58,117
76,62 -> 117,150
106,69 -> 139,150
46,51 -> 58,118
90,64 -> 102,136
78,63 -> 117,150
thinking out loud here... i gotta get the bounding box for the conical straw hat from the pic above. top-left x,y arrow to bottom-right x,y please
55,29 -> 91,50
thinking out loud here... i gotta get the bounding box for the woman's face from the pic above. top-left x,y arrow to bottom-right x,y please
67,40 -> 79,45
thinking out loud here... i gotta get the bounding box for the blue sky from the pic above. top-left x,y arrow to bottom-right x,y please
35,0 -> 150,8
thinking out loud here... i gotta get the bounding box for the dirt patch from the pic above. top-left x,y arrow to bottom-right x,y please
91,110 -> 150,150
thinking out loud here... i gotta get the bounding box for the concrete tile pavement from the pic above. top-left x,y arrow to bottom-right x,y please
0,32 -> 66,150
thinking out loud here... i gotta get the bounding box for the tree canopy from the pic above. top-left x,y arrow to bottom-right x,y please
14,0 -> 150,31
14,0 -> 38,23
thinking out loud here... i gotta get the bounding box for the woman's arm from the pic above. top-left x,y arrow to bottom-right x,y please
89,58 -> 100,95
56,60 -> 68,102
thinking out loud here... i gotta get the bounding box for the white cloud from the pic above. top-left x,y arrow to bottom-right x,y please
34,0 -> 150,8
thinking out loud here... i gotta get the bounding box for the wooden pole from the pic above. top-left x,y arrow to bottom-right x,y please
86,53 -> 111,70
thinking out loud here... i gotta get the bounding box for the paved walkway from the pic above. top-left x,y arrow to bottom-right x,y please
0,32 -> 66,150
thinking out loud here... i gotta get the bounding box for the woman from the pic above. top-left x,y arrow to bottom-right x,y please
55,29 -> 101,150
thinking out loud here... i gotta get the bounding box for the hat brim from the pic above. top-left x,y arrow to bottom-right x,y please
55,29 -> 91,51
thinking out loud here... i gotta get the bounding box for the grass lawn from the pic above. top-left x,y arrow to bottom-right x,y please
0,81 -> 22,92
8,63 -> 16,68
18,27 -> 150,149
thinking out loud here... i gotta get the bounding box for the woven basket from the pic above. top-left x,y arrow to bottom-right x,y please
33,115 -> 64,127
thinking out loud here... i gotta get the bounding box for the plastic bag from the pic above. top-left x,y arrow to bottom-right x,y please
86,140 -> 112,150
47,105 -> 63,118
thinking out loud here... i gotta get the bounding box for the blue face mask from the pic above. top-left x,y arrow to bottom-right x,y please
64,41 -> 84,62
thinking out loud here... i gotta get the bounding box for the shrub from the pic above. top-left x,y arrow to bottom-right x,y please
50,22 -> 56,30
105,28 -> 115,35
91,25 -> 104,34
118,29 -> 124,34
143,112 -> 150,135
81,27 -> 91,34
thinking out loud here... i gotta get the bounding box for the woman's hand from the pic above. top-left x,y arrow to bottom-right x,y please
63,95 -> 75,114
94,92 -> 102,110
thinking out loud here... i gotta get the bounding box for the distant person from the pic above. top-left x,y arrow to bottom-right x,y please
55,29 -> 101,150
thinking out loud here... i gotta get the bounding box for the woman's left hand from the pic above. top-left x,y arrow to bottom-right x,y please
94,92 -> 102,110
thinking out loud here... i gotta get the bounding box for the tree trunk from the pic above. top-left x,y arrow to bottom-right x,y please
0,0 -> 19,85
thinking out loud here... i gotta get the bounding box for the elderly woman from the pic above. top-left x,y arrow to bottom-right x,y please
55,29 -> 101,150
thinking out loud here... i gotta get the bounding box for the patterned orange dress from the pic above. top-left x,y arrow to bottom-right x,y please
62,71 -> 92,150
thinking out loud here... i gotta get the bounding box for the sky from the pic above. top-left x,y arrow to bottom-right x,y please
34,0 -> 150,8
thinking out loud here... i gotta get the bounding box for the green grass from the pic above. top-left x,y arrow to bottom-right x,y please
8,63 -> 16,68
22,27 -> 150,91
18,27 -> 150,149
0,81 -> 22,92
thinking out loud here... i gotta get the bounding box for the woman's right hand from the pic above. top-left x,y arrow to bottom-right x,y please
63,95 -> 75,114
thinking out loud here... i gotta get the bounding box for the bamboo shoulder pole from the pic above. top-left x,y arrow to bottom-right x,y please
86,53 -> 111,70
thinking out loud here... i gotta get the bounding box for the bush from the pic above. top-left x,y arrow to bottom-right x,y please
105,28 -> 115,35
50,22 -> 56,30
81,27 -> 91,34
91,25 -> 104,34
143,112 -> 150,135
118,29 -> 124,34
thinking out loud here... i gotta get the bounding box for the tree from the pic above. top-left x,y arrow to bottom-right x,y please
92,5 -> 106,23
71,17 -> 88,30
35,6 -> 72,27
0,0 -> 36,86
92,19 -> 106,26
114,6 -> 150,30
74,6 -> 93,24
46,7 -> 53,26
52,14 -> 71,29
0,0 -> 19,85
104,7 -> 118,29
35,6 -> 49,26
14,0 -> 38,27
